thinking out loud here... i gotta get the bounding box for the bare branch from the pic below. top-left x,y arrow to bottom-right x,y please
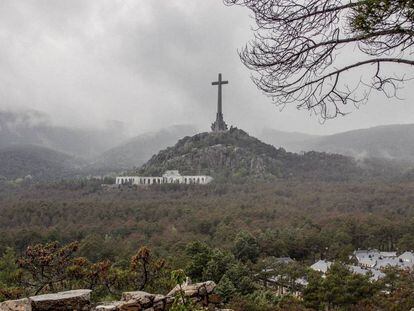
224,0 -> 414,119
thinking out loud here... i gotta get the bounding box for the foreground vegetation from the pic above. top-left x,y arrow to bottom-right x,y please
1,180 -> 414,309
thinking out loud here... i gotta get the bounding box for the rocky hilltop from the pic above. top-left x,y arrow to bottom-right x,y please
138,128 -> 365,182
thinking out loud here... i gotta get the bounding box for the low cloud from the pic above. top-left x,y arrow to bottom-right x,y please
0,0 -> 413,136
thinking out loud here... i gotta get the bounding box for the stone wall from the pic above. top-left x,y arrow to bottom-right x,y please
0,281 -> 232,311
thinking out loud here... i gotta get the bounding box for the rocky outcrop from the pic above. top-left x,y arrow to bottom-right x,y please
138,128 -> 364,182
30,290 -> 92,311
95,291 -> 173,311
168,280 -> 217,305
0,290 -> 92,311
95,281 -> 219,311
0,281 -> 231,311
0,298 -> 31,311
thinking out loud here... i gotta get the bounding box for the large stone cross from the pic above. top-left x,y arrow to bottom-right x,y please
212,73 -> 228,116
211,73 -> 229,132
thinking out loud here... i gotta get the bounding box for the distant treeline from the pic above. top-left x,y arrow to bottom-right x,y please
1,180 -> 414,260
1,180 -> 414,309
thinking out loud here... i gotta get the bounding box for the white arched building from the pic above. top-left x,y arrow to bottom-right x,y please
115,170 -> 213,186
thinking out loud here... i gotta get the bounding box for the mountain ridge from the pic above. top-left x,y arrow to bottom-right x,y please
259,123 -> 414,162
0,144 -> 83,181
88,124 -> 198,171
0,110 -> 126,159
138,128 -> 368,182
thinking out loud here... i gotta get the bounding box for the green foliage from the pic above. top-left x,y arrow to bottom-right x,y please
0,248 -> 22,302
370,267 -> 414,310
170,270 -> 204,311
78,234 -> 128,263
185,241 -> 255,298
3,180 -> 414,307
0,248 -> 20,288
232,231 -> 260,263
256,259 -> 307,295
203,249 -> 235,283
303,262 -> 379,309
171,269 -> 186,286
223,262 -> 256,295
2,181 -> 414,266
185,241 -> 212,281
216,275 -> 236,303
351,0 -> 414,33
228,290 -> 305,311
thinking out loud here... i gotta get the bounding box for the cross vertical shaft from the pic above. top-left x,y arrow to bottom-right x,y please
211,73 -> 229,132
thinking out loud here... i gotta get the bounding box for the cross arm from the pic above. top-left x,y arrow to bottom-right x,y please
212,81 -> 229,85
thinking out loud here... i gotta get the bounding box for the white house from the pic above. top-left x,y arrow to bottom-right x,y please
115,170 -> 213,186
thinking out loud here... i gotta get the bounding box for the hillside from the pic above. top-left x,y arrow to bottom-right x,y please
90,125 -> 197,171
260,124 -> 414,162
0,145 -> 83,181
0,110 -> 126,159
258,128 -> 320,152
312,124 -> 414,161
139,128 -> 367,181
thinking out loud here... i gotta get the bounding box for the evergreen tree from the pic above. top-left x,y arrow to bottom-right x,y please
216,275 -> 237,303
0,248 -> 22,301
232,231 -> 260,263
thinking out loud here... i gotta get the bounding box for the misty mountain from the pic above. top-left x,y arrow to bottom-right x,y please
139,128 -> 370,182
0,145 -> 83,181
0,110 -> 126,159
258,128 -> 320,152
260,124 -> 414,163
89,125 -> 198,171
312,124 -> 414,161
2,109 -> 413,181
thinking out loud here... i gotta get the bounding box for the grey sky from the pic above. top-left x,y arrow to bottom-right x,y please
0,0 -> 413,136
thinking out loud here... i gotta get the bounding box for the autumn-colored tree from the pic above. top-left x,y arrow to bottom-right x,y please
67,257 -> 126,296
17,241 -> 79,294
130,246 -> 165,291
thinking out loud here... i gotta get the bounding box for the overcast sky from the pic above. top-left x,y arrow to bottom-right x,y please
0,0 -> 413,136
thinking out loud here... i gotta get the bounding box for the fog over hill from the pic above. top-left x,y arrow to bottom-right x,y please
258,128 -> 321,153
0,144 -> 83,181
0,110 -> 200,179
0,110 -> 126,159
90,124 -> 198,171
259,124 -> 414,163
2,109 -> 414,181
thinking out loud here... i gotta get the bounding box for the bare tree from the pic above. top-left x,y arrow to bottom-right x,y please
224,0 -> 414,119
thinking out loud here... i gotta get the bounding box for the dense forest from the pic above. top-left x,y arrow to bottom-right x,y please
1,179 -> 414,310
